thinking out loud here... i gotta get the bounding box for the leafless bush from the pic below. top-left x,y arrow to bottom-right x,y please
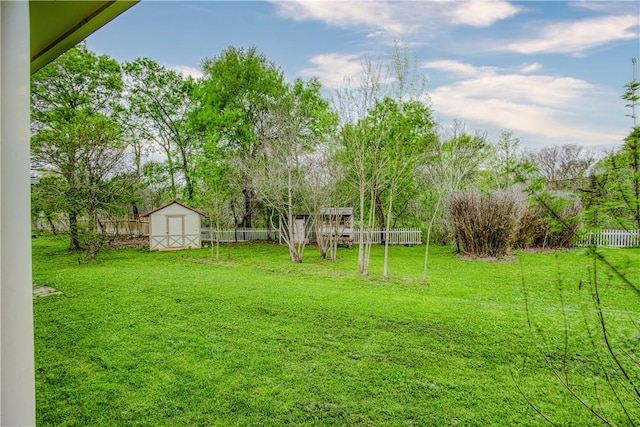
514,194 -> 582,249
514,207 -> 547,249
447,189 -> 524,257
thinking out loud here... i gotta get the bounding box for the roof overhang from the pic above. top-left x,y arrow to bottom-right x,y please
30,0 -> 138,74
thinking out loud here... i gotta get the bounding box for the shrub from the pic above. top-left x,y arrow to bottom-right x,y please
447,189 -> 524,257
513,206 -> 547,249
515,193 -> 582,249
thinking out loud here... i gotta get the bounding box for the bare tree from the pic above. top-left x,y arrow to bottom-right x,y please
252,78 -> 336,263
334,55 -> 388,275
421,121 -> 487,284
303,147 -> 347,261
529,144 -> 595,191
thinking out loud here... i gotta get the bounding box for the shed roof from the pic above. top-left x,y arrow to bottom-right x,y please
140,201 -> 207,218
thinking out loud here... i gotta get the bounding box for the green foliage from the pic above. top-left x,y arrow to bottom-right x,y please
584,131 -> 640,230
31,43 -> 122,126
31,175 -> 68,232
31,44 -> 127,254
481,129 -> 532,190
366,97 -> 436,224
250,77 -> 337,262
192,46 -> 288,227
123,57 -> 197,202
195,46 -> 286,155
584,79 -> 640,230
32,236 -> 639,425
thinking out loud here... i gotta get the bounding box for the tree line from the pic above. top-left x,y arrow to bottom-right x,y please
31,44 -> 639,271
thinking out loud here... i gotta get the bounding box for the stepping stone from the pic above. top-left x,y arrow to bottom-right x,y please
33,286 -> 62,298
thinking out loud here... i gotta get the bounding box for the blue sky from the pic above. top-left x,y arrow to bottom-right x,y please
86,1 -> 640,151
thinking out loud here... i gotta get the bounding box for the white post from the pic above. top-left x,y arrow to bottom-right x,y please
1,1 -> 37,425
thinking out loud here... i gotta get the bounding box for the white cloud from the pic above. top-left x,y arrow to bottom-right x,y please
518,62 -> 542,74
431,86 -> 618,146
422,59 -> 495,76
273,1 -> 411,36
425,60 -> 622,146
271,0 -> 519,39
504,15 -> 640,54
165,64 -> 203,79
448,0 -> 520,27
452,73 -> 592,107
299,53 -> 366,89
299,52 -> 402,90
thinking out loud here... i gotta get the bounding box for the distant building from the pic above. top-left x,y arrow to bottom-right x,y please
320,207 -> 354,244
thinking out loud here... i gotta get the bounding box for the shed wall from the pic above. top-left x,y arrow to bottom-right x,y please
148,204 -> 202,251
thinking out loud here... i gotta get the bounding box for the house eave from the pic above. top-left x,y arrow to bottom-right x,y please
30,0 -> 138,74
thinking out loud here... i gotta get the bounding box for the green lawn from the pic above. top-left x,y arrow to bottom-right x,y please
32,236 -> 639,426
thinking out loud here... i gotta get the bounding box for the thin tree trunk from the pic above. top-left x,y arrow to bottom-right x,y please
215,215 -> 220,260
362,186 -> 376,276
287,168 -> 302,263
165,152 -> 177,200
382,188 -> 394,280
180,147 -> 194,202
375,192 -> 386,241
242,188 -> 252,228
357,184 -> 366,273
68,210 -> 80,251
46,214 -> 57,235
422,193 -> 442,285
88,210 -> 98,260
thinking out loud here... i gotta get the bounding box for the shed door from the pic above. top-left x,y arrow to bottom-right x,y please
167,215 -> 184,248
294,218 -> 306,244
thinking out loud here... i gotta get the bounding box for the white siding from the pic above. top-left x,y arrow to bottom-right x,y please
147,203 -> 202,251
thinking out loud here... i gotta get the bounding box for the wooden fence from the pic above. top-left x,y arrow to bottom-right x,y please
99,219 -> 149,237
201,227 -> 423,245
200,228 -> 278,243
576,229 -> 639,248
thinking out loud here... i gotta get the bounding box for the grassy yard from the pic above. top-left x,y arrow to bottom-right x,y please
32,236 -> 639,426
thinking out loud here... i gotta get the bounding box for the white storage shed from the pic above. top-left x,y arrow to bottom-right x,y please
141,201 -> 206,251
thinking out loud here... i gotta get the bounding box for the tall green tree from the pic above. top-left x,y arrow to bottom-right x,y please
194,134 -> 232,260
123,58 -> 197,203
193,46 -> 287,228
482,129 -> 527,189
31,44 -> 125,251
336,44 -> 434,278
584,77 -> 640,230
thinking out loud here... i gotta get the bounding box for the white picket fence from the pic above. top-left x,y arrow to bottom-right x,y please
577,229 -> 639,248
201,227 -> 423,245
352,228 -> 422,245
